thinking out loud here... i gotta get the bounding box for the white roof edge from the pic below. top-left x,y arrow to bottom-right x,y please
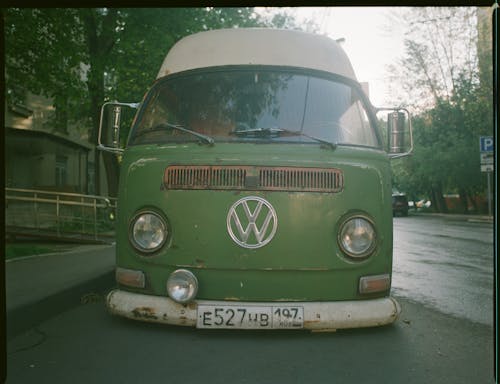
156,28 -> 357,81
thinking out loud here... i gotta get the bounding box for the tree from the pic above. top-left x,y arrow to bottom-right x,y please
387,7 -> 493,213
4,9 -> 89,135
5,8 -> 305,196
386,7 -> 479,110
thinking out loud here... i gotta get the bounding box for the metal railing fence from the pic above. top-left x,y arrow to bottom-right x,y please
5,188 -> 117,241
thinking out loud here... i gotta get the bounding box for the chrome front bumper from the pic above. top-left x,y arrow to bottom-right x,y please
107,289 -> 401,331
106,289 -> 401,331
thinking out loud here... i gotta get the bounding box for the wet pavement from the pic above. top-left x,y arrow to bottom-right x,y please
3,214 -> 496,383
392,214 -> 494,326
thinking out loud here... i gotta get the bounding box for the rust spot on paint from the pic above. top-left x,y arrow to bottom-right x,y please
195,258 -> 206,268
132,307 -> 158,320
304,320 -> 321,326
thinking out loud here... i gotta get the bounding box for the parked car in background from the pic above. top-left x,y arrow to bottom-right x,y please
392,193 -> 409,216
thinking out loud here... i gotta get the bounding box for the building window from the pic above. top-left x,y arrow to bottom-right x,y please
56,155 -> 68,187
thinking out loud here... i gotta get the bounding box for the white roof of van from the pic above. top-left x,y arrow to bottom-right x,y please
157,28 -> 357,80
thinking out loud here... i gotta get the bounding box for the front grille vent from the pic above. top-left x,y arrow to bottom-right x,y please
164,166 -> 246,190
259,167 -> 343,192
164,165 -> 343,193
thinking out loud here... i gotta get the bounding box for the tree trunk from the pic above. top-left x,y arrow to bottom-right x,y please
458,188 -> 469,214
83,9 -> 120,197
468,190 -> 478,214
429,188 -> 439,212
430,184 -> 448,213
53,94 -> 69,135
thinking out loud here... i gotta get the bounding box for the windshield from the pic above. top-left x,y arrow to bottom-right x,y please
130,69 -> 380,147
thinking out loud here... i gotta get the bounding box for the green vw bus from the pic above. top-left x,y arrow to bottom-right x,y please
101,28 -> 412,330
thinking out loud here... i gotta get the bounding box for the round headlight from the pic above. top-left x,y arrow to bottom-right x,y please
131,211 -> 167,253
338,216 -> 377,258
167,269 -> 198,303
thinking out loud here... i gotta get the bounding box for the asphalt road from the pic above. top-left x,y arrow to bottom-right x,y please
392,214 -> 494,326
4,215 -> 496,383
5,296 -> 493,384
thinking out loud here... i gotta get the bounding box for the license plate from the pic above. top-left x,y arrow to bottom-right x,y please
197,304 -> 304,329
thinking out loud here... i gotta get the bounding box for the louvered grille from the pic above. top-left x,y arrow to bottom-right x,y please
164,165 -> 343,192
259,167 -> 343,192
164,166 -> 247,190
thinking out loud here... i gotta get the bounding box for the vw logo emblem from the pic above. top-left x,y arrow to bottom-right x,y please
227,196 -> 278,249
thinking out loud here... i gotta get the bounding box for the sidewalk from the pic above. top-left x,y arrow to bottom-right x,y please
409,211 -> 494,223
5,244 -> 116,339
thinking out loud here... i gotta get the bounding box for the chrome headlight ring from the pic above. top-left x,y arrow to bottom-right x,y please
129,210 -> 169,254
337,214 -> 377,259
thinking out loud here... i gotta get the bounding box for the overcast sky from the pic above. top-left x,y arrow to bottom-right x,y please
282,7 -> 407,107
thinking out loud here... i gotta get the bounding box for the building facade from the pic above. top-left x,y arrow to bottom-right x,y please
4,91 -> 99,194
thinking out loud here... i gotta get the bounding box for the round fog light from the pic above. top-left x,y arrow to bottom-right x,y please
167,269 -> 198,303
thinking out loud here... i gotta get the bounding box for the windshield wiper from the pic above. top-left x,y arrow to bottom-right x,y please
288,130 -> 338,150
135,122 -> 214,145
231,127 -> 283,136
231,127 -> 337,150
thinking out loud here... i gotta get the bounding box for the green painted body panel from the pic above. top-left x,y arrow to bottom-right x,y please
116,142 -> 393,301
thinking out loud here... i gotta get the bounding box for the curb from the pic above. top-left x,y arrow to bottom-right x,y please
407,212 -> 494,223
6,270 -> 116,341
5,243 -> 116,264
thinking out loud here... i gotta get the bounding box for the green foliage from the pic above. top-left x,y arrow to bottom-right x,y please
106,8 -> 268,139
4,8 -> 277,133
4,7 -> 297,195
107,8 -> 261,103
5,9 -> 90,134
392,72 -> 493,213
389,8 -> 493,214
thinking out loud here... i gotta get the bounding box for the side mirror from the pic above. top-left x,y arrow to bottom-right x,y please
98,101 -> 140,154
376,107 -> 413,158
388,111 -> 405,154
111,105 -> 122,147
